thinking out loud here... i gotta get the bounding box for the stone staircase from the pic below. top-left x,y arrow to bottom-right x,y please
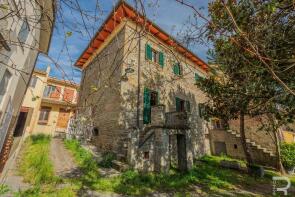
226,129 -> 276,157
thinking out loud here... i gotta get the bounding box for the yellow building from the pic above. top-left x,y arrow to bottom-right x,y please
14,66 -> 79,137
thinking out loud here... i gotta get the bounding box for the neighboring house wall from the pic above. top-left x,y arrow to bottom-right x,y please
0,0 -> 54,172
21,67 -> 78,136
282,131 -> 295,143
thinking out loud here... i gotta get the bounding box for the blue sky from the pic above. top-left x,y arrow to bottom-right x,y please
36,0 -> 210,83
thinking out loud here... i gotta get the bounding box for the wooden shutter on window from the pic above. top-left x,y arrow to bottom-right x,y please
195,73 -> 200,81
143,87 -> 151,124
145,44 -> 152,60
159,52 -> 164,67
185,100 -> 190,112
173,63 -> 180,75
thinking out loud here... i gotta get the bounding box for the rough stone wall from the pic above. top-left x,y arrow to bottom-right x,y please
209,129 -> 276,167
121,21 -> 210,166
78,19 -> 210,171
78,27 -> 126,155
228,116 -> 276,152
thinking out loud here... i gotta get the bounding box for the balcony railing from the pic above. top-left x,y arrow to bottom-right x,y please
165,111 -> 189,129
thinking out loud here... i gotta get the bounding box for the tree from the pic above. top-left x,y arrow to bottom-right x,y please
195,0 -> 295,173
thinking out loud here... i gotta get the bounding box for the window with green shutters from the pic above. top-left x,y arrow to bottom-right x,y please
176,97 -> 190,112
145,44 -> 152,60
199,103 -> 205,118
185,100 -> 190,112
195,73 -> 200,81
143,87 -> 151,124
145,43 -> 165,67
159,52 -> 164,67
173,63 -> 181,75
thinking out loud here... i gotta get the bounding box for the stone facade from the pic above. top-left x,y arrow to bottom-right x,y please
77,16 -> 210,172
209,116 -> 278,167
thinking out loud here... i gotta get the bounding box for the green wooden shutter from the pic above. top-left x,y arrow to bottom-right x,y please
185,100 -> 190,112
143,87 -> 151,124
199,103 -> 204,118
173,63 -> 181,75
195,73 -> 200,81
145,44 -> 152,60
173,63 -> 178,75
157,91 -> 160,105
176,97 -> 181,112
159,52 -> 164,68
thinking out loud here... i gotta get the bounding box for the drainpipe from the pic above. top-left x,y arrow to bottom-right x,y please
136,32 -> 141,129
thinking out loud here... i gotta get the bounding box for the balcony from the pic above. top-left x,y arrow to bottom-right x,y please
165,111 -> 189,129
150,105 -> 190,129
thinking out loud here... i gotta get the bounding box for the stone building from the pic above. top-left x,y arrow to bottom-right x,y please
75,1 -> 210,172
208,117 -> 295,167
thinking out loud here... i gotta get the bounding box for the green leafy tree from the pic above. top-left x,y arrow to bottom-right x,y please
197,0 -> 295,173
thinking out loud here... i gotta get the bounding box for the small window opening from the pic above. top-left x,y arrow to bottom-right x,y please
234,144 -> 238,149
93,127 -> 99,136
144,151 -> 149,159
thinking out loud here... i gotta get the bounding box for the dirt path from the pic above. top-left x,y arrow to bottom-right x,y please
49,138 -> 79,178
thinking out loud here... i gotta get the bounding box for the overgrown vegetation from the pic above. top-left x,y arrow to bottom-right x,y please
98,152 -> 116,168
17,134 -> 76,196
0,184 -> 9,195
281,143 -> 295,169
64,139 -> 281,196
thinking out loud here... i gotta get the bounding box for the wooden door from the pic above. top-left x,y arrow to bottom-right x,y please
56,108 -> 70,128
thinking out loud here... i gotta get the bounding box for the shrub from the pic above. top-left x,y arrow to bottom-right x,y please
99,152 -> 116,168
280,143 -> 295,169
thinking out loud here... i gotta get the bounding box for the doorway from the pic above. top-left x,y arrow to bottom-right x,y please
214,141 -> 227,156
176,134 -> 187,172
13,112 -> 28,137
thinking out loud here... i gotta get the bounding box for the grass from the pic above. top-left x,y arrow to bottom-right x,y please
16,134 -> 76,197
64,139 -> 283,196
0,184 -> 9,195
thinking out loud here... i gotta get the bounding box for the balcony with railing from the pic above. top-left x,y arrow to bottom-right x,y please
149,105 -> 190,130
42,85 -> 77,106
165,111 -> 189,129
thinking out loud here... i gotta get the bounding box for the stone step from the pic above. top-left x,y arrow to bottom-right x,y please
112,160 -> 129,172
226,130 -> 275,157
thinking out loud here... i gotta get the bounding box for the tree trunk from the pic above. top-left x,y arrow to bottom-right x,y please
273,129 -> 285,174
239,111 -> 253,172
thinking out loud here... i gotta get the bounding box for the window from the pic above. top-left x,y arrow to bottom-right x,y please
38,107 -> 51,124
151,49 -> 158,63
212,119 -> 224,129
145,43 -> 165,67
195,73 -> 200,82
173,63 -> 182,75
150,91 -> 158,106
43,85 -> 56,97
143,88 -> 159,124
198,103 -> 205,118
0,69 -> 12,104
175,97 -> 190,112
234,144 -> 238,149
144,151 -> 149,159
93,127 -> 99,136
18,20 -> 30,44
29,76 -> 37,88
